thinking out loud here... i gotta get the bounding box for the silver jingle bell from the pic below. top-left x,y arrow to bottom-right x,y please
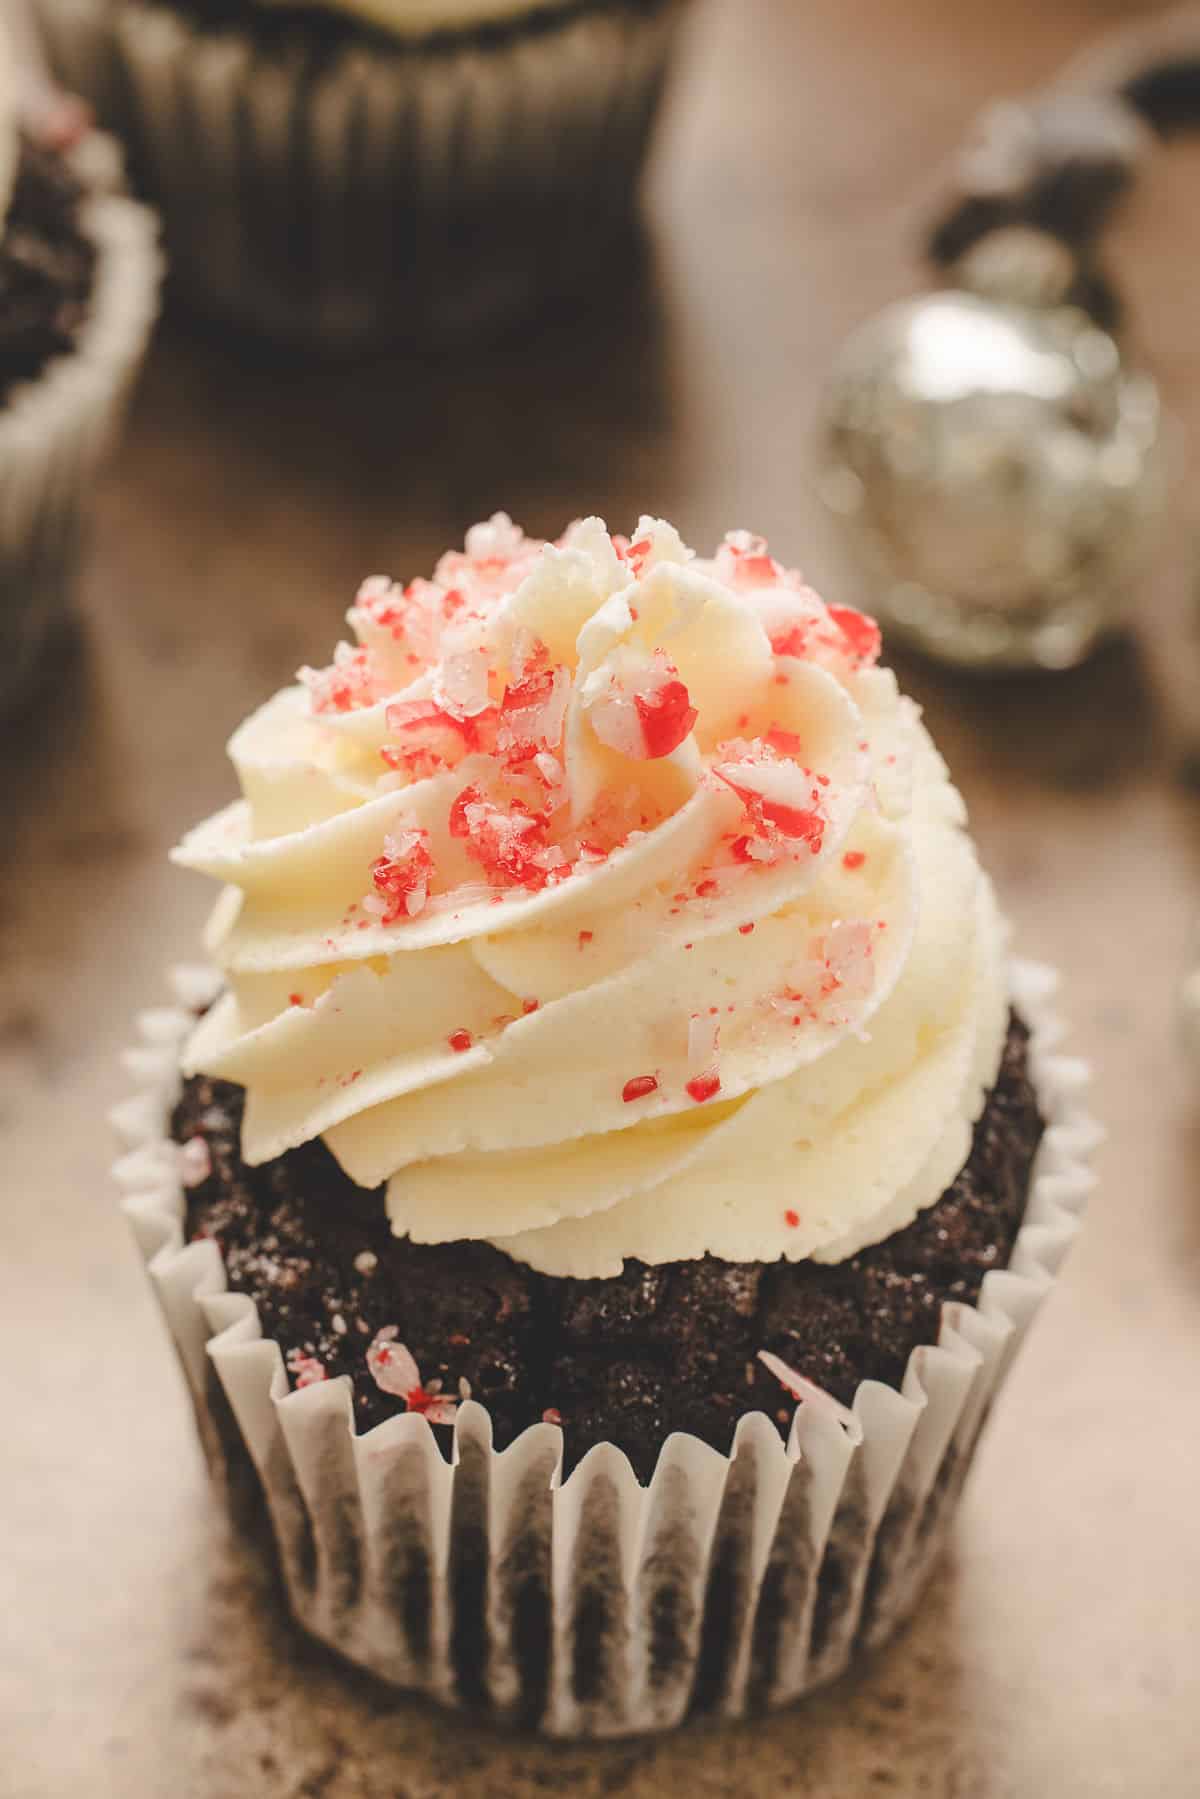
819,243 -> 1165,672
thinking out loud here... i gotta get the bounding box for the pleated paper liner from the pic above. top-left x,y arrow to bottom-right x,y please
32,0 -> 684,352
113,958 -> 1097,1737
0,128 -> 161,713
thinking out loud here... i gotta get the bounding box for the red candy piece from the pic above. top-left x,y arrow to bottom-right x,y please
714,761 -> 827,856
497,645 -> 570,758
685,1070 -> 722,1104
622,1073 -> 659,1103
588,649 -> 696,761
763,801 -> 824,848
384,697 -> 498,771
634,674 -> 697,759
827,605 -> 882,666
369,829 -> 434,924
449,783 -> 557,891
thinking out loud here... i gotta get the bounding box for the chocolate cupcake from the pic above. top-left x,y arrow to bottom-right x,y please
0,35 -> 160,712
30,0 -> 686,351
117,515 -> 1096,1733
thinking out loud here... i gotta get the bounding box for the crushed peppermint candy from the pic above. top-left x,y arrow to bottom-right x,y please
380,695 -> 497,780
366,1328 -> 459,1426
286,1351 -> 328,1390
770,923 -> 877,1031
712,746 -> 827,856
366,828 -> 434,924
434,645 -> 492,721
757,1350 -> 861,1437
584,647 -> 697,761
715,529 -> 786,590
827,605 -> 882,665
177,1136 -> 212,1188
449,782 -> 559,891
497,647 -> 571,757
299,641 -> 381,715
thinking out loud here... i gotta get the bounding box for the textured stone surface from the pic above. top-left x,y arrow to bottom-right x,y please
4,0 -> 1200,1793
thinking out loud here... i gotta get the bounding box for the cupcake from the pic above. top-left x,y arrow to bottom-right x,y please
30,0 -> 686,351
0,35 -> 160,713
117,514 -> 1095,1734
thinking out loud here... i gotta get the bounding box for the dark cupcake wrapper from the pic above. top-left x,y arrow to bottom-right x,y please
113,960 -> 1095,1737
0,131 -> 161,714
32,0 -> 685,350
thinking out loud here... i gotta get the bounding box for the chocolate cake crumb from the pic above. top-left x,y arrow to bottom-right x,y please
175,1014 -> 1043,1481
0,138 -> 97,404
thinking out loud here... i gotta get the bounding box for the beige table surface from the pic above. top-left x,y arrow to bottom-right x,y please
4,1 -> 1200,1793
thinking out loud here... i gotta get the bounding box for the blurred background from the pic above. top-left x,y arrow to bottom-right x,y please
3,1 -> 1199,1795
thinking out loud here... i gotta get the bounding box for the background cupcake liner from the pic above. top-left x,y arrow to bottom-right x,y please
31,0 -> 685,351
112,959 -> 1097,1738
0,129 -> 161,714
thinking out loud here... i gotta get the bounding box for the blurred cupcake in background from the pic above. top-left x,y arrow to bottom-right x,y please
0,17 -> 161,715
28,0 -> 688,351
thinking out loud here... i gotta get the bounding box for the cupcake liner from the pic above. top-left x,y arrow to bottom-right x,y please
32,0 -> 684,351
0,129 -> 161,713
113,959 -> 1097,1737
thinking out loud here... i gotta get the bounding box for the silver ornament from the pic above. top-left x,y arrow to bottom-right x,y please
819,270 -> 1165,671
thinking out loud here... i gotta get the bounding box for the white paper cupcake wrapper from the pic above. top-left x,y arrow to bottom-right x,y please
113,959 -> 1096,1738
0,128 -> 161,710
33,0 -> 683,350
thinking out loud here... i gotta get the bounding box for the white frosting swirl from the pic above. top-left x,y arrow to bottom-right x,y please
256,0 -> 577,41
175,515 -> 1010,1278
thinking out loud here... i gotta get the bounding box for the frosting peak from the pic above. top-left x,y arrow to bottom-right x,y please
175,515 -> 1009,1278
